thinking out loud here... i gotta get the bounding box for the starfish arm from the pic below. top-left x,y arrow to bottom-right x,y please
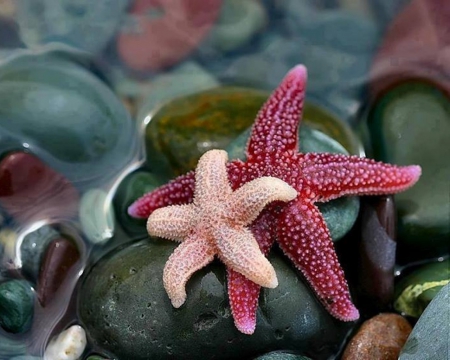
229,176 -> 297,226
226,210 -> 277,334
277,199 -> 359,321
146,204 -> 197,241
163,234 -> 215,308
215,225 -> 277,289
194,149 -> 232,204
246,65 -> 307,159
302,153 -> 422,202
128,171 -> 196,218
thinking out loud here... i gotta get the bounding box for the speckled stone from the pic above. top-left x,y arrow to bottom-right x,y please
342,313 -> 412,360
394,259 -> 450,318
79,239 -> 354,360
0,280 -> 34,333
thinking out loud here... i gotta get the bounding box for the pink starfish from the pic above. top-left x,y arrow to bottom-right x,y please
129,65 -> 421,334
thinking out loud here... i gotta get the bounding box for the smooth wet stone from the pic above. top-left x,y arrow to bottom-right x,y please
44,324 -> 87,360
117,0 -> 221,71
79,188 -> 114,245
86,356 -> 107,360
0,46 -> 136,184
16,0 -> 128,53
37,237 -> 80,307
204,0 -> 267,53
254,351 -> 311,360
20,224 -> 61,283
136,62 -> 219,122
366,82 -> 450,259
79,239 -> 354,360
10,356 -> 41,360
0,334 -> 27,359
370,0 -> 450,98
227,124 -> 360,242
113,170 -> 162,239
0,152 -> 79,225
394,259 -> 450,318
0,280 -> 34,333
358,196 -> 396,313
342,313 -> 412,360
0,228 -> 17,261
399,283 -> 450,360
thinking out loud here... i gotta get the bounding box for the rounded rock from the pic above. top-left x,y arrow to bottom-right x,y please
0,279 -> 34,333
44,324 -> 87,360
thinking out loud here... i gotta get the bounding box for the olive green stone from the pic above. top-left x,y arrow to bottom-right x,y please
0,280 -> 34,333
144,88 -> 363,180
367,82 -> 450,258
228,125 -> 360,242
86,356 -> 107,360
113,170 -> 163,239
394,259 -> 450,318
79,239 -> 353,360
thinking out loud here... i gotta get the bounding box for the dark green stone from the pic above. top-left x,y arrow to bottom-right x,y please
86,356 -> 107,360
253,351 -> 311,360
367,82 -> 450,258
79,239 -> 353,360
394,259 -> 450,318
113,170 -> 163,239
0,280 -> 34,333
0,334 -> 27,359
20,224 -> 60,283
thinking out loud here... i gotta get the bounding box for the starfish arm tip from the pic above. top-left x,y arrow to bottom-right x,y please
236,319 -> 256,335
408,165 -> 422,182
288,64 -> 308,82
127,201 -> 144,219
171,297 -> 185,309
342,306 -> 360,322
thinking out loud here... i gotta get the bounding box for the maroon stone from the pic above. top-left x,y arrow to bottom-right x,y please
0,152 -> 79,224
37,238 -> 80,307
371,0 -> 450,98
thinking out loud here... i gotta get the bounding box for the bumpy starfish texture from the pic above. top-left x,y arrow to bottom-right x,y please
147,149 -> 297,308
129,64 -> 422,334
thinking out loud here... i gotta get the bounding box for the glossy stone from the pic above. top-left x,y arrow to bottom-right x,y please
205,0 -> 267,53
342,313 -> 412,360
37,237 -> 80,306
366,82 -> 450,259
0,228 -> 17,262
86,356 -> 107,360
16,0 -> 128,53
357,196 -> 396,312
20,224 -> 60,282
0,46 -> 137,184
0,152 -> 79,225
394,259 -> 450,318
117,0 -> 221,71
0,280 -> 34,333
79,239 -> 354,360
399,283 -> 450,360
0,334 -> 27,359
254,352 -> 311,360
227,124 -> 360,242
113,170 -> 162,239
44,324 -> 87,360
79,188 -> 114,245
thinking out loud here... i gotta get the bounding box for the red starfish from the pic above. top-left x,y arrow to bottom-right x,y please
128,65 -> 421,334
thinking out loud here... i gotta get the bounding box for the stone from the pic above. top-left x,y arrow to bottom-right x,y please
79,239 -> 354,360
79,188 -> 114,245
342,313 -> 412,360
19,224 -> 61,283
86,356 -> 107,360
0,152 -> 79,225
204,0 -> 267,53
366,81 -> 450,260
357,196 -> 396,313
0,45 -> 137,185
370,0 -> 450,98
226,122 -> 360,242
399,283 -> 450,360
37,237 -> 80,306
0,333 -> 27,359
44,324 -> 87,360
394,259 -> 450,318
117,0 -> 221,71
16,0 -> 128,53
0,279 -> 34,333
10,356 -> 41,360
254,351 -> 312,360
367,0 -> 410,25
0,227 -> 17,262
113,170 -> 162,239
136,61 -> 219,122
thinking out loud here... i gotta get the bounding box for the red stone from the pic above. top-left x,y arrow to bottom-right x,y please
371,0 -> 450,98
0,152 -> 79,224
37,238 -> 80,307
117,0 -> 221,72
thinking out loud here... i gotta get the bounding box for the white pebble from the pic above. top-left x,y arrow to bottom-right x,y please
44,325 -> 87,360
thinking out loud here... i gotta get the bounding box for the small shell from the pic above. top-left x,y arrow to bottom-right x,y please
44,325 -> 87,360
79,189 -> 114,244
